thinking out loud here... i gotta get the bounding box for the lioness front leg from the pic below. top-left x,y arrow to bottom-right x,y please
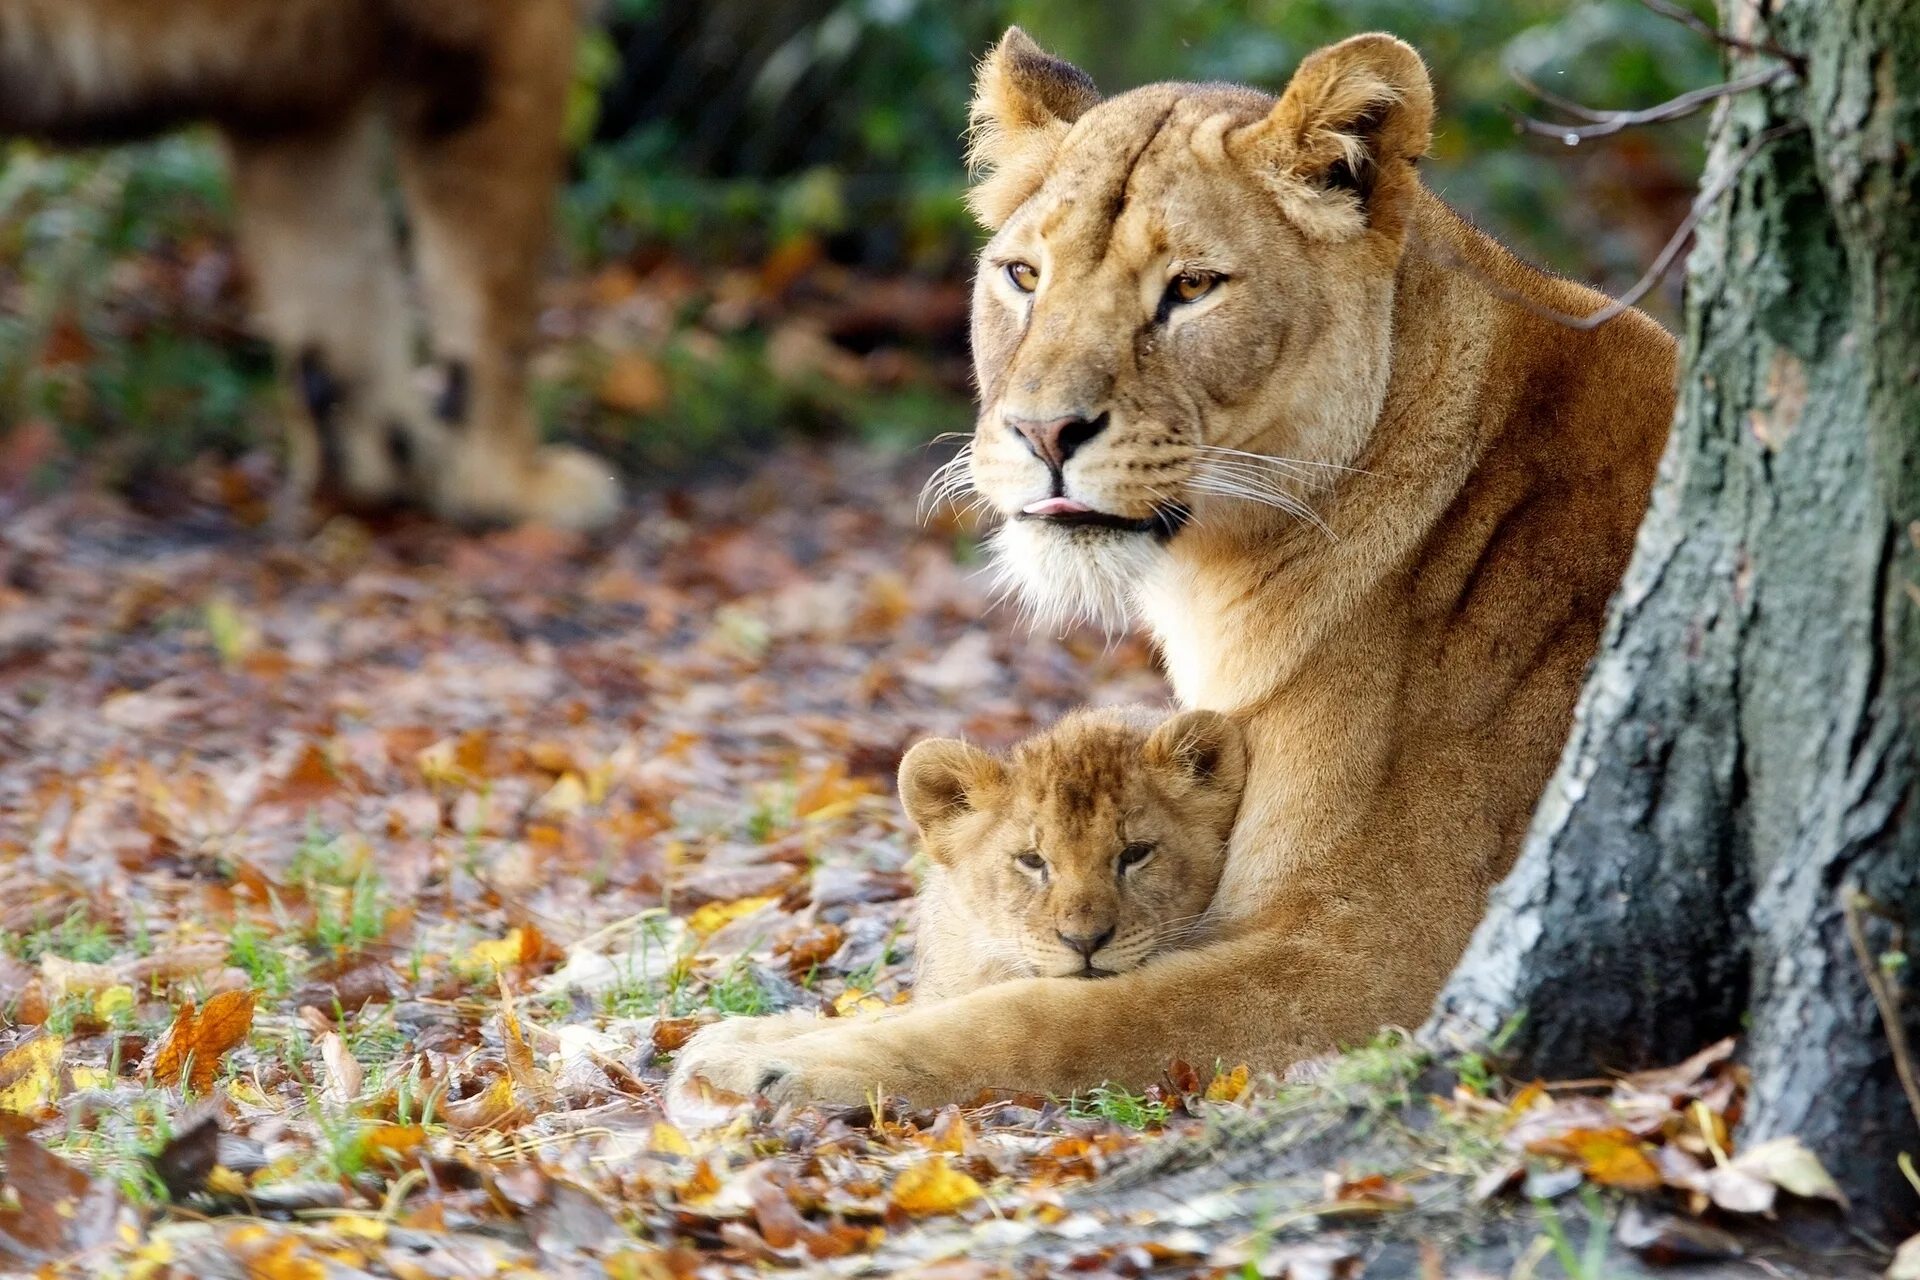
392,0 -> 621,530
670,929 -> 1405,1109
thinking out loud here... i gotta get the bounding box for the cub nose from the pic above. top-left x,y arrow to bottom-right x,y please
1006,412 -> 1109,472
1058,926 -> 1115,959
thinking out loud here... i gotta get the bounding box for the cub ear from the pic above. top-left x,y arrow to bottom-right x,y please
967,27 -> 1100,229
1144,710 -> 1248,797
1229,33 -> 1433,241
898,738 -> 1005,838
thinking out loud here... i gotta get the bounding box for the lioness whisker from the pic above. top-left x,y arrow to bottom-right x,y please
1195,443 -> 1373,476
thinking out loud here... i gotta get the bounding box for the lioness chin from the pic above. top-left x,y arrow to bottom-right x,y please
670,27 -> 1675,1108
0,0 -> 621,530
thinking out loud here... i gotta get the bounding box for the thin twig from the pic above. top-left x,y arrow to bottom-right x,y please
1841,885 -> 1920,1132
1639,0 -> 1806,70
1422,124 -> 1801,331
1508,65 -> 1791,143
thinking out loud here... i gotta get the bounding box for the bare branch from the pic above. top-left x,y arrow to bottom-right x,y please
1842,886 -> 1920,1133
1509,65 -> 1791,144
1639,0 -> 1806,69
1419,124 -> 1801,331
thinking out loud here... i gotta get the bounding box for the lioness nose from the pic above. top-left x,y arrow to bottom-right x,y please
1006,412 -> 1108,472
1058,926 -> 1115,959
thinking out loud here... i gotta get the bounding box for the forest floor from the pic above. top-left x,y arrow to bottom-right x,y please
0,444 -> 1888,1279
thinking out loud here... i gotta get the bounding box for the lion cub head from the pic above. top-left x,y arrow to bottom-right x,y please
898,707 -> 1247,999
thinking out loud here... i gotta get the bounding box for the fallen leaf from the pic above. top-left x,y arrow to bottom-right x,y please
150,989 -> 257,1094
1205,1063 -> 1250,1103
687,896 -> 778,937
319,1032 -> 362,1108
1727,1136 -> 1849,1209
1525,1127 -> 1662,1192
889,1155 -> 984,1216
0,1033 -> 63,1113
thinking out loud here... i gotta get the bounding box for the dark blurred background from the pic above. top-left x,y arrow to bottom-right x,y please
0,0 -> 1719,513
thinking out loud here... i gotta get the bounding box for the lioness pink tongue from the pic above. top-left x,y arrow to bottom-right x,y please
1023,497 -> 1094,517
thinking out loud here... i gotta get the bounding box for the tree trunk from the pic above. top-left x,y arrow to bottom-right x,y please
1426,0 -> 1920,1238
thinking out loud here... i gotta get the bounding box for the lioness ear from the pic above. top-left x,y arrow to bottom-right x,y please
898,738 -> 1005,840
967,27 -> 1100,229
1230,33 -> 1433,241
1144,711 -> 1247,797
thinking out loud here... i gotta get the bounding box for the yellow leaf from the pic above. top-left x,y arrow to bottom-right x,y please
68,1065 -> 114,1092
832,988 -> 888,1017
537,772 -> 589,815
889,1155 -> 985,1216
686,896 -> 777,937
1503,1079 -> 1548,1122
648,1122 -> 693,1156
1205,1063 -> 1250,1103
0,1033 -> 63,1112
207,1165 -> 251,1196
359,1123 -> 427,1165
461,929 -> 529,976
93,985 -> 135,1023
325,1215 -> 388,1242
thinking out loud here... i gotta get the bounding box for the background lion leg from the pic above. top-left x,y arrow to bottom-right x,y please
226,111 -> 439,524
392,0 -> 621,530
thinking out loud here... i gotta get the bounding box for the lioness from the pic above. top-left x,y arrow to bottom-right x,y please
0,0 -> 620,529
672,28 -> 1676,1106
903,707 -> 1246,1000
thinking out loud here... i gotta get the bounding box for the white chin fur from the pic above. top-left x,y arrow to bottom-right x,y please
988,519 -> 1168,635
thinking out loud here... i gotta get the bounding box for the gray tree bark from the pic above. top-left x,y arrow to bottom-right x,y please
1427,0 -> 1920,1238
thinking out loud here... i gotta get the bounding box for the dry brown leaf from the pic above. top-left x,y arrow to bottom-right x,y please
599,352 -> 669,415
318,1031 -> 362,1109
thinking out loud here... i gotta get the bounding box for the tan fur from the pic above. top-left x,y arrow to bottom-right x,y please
671,30 -> 1677,1108
902,707 -> 1246,999
0,0 -> 620,529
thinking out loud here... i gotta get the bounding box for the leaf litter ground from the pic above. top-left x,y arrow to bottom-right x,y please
0,447 -> 1888,1278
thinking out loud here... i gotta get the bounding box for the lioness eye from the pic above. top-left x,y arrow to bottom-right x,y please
1015,851 -> 1046,873
1005,261 -> 1040,293
1168,270 -> 1218,305
1117,842 -> 1155,872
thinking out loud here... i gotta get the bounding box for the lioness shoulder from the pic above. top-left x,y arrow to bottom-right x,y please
898,706 -> 1248,1000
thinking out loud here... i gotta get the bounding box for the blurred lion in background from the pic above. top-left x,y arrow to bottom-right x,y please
0,0 -> 622,529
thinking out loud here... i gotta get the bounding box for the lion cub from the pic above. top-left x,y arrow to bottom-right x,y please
898,707 -> 1247,1001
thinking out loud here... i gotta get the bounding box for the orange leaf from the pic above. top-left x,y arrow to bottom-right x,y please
150,990 -> 256,1095
598,352 -> 669,415
1527,1126 -> 1663,1192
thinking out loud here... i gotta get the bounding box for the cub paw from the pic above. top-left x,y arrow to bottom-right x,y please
666,1019 -> 883,1122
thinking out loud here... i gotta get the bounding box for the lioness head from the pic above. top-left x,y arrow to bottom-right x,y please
957,28 -> 1434,629
899,707 -> 1246,989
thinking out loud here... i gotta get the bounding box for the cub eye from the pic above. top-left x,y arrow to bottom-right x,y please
1117,842 -> 1155,872
1005,261 -> 1040,293
1167,270 -> 1220,305
1014,851 -> 1047,873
